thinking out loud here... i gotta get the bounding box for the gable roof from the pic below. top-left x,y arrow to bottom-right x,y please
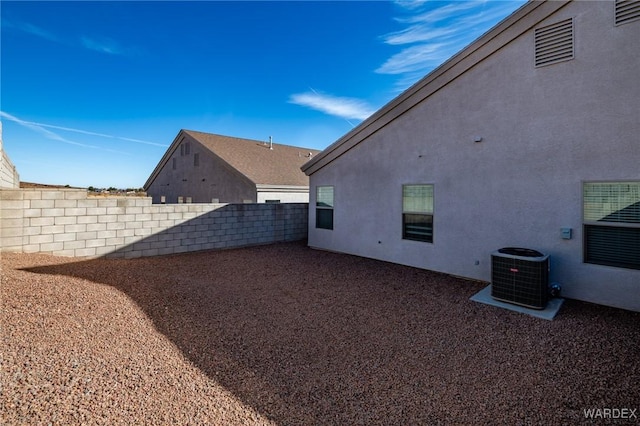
301,0 -> 570,176
145,129 -> 320,189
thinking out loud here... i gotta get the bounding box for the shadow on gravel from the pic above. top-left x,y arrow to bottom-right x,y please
22,242 -> 640,424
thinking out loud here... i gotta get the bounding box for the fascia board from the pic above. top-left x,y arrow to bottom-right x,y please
143,130 -> 187,190
256,184 -> 309,193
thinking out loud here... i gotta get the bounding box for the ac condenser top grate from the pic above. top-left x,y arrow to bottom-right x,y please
491,247 -> 550,310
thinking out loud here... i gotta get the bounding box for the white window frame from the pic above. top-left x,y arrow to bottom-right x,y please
316,186 -> 334,230
402,184 -> 434,243
583,181 -> 640,270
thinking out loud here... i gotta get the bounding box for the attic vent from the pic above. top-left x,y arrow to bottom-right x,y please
615,0 -> 640,25
534,18 -> 574,67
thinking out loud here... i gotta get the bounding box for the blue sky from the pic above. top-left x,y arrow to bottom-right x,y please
1,0 -> 526,188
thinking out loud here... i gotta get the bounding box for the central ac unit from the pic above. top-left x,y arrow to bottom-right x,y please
491,247 -> 549,310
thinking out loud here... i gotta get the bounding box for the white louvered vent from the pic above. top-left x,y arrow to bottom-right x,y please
534,18 -> 574,67
615,0 -> 640,25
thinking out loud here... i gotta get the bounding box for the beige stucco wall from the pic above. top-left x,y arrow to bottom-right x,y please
256,186 -> 310,203
308,1 -> 640,311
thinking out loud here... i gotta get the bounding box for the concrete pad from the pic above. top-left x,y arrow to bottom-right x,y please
470,285 -> 564,320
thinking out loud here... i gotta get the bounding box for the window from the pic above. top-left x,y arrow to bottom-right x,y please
185,142 -> 191,155
403,184 -> 433,243
172,158 -> 177,170
178,196 -> 184,203
194,153 -> 199,167
316,186 -> 334,230
584,182 -> 640,270
265,200 -> 281,204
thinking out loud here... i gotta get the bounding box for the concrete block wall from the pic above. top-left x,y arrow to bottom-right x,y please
0,148 -> 20,189
0,188 -> 308,258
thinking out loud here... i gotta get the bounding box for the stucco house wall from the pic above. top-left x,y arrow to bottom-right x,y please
304,1 -> 640,311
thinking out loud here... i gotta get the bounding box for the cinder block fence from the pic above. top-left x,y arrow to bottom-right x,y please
0,188 -> 308,258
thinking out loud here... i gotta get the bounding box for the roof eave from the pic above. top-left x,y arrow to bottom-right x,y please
143,129 -> 187,190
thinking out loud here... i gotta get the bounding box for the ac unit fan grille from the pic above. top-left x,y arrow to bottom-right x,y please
491,249 -> 549,309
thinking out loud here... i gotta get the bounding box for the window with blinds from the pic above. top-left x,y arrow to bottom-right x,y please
402,184 -> 434,243
583,182 -> 640,270
316,186 -> 334,230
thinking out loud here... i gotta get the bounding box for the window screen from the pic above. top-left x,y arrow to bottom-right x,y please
403,184 -> 434,243
316,186 -> 334,230
584,182 -> 640,269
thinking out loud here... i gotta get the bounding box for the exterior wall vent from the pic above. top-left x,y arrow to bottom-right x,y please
534,18 -> 574,67
615,0 -> 640,25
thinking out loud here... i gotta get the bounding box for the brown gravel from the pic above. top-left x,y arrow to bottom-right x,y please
2,241 -> 639,425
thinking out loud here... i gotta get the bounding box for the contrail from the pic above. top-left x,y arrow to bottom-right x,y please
31,122 -> 167,147
0,111 -> 167,148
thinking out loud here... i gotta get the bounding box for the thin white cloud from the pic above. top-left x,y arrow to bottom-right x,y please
380,0 -> 527,90
289,90 -> 375,121
395,1 -> 483,25
376,43 -> 449,75
456,4 -> 522,30
1,18 -> 61,43
81,36 -> 125,55
3,18 -> 134,56
383,26 -> 459,46
393,0 -> 429,11
0,111 -> 133,154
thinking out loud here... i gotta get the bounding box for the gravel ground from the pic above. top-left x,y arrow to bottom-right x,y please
2,241 -> 639,425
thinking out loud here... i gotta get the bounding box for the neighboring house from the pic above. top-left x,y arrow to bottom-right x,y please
0,122 -> 20,188
302,0 -> 640,312
145,130 -> 320,204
